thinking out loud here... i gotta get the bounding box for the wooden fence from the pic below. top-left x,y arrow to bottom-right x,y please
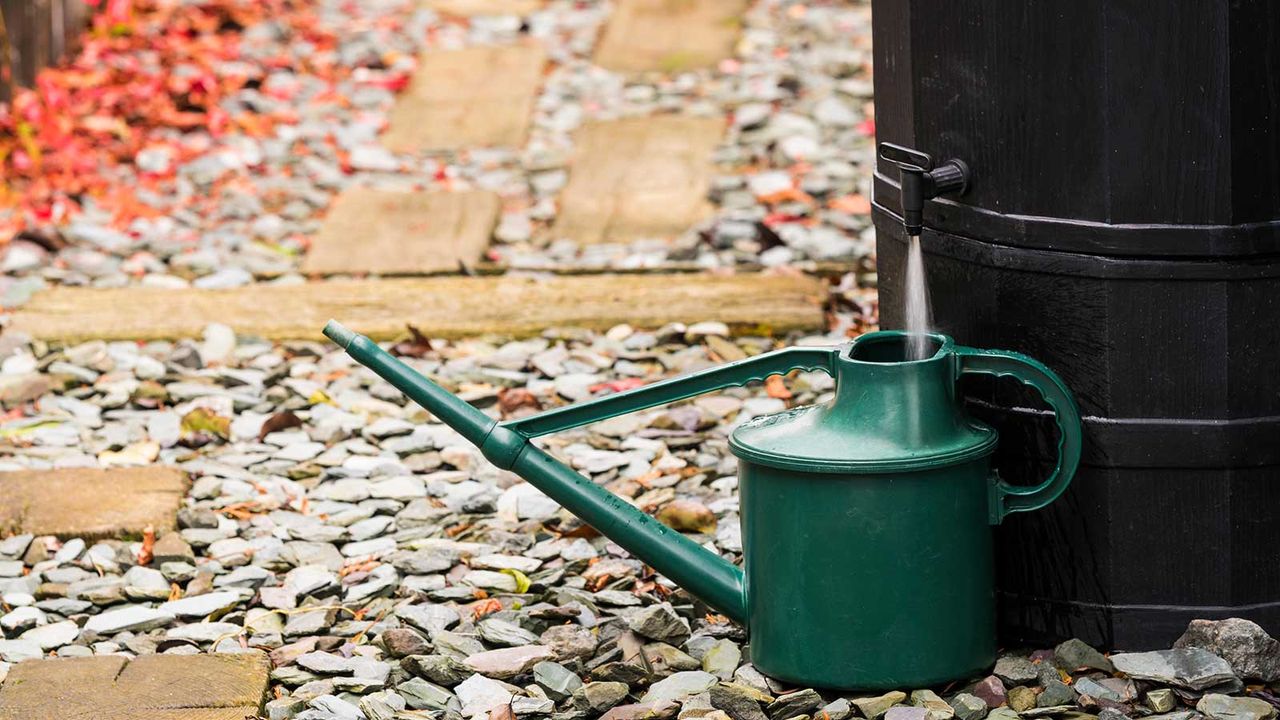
0,0 -> 91,102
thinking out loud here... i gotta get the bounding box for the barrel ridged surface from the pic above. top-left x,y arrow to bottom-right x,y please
872,0 -> 1280,649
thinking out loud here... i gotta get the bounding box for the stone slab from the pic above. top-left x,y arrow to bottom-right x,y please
9,273 -> 825,343
0,653 -> 269,720
424,0 -> 544,16
553,116 -> 722,244
117,654 -> 272,709
594,0 -> 749,73
303,188 -> 499,275
0,467 -> 188,539
383,42 -> 546,152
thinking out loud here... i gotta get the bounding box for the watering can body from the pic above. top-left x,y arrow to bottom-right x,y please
324,323 -> 1082,690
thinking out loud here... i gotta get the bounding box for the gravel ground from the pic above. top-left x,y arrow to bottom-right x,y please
1,326 -> 1280,720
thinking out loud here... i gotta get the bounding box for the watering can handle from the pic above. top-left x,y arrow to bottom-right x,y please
503,346 -> 838,438
955,347 -> 1083,525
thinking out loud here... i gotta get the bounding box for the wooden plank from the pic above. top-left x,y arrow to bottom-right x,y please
424,0 -> 545,17
0,467 -> 188,539
594,0 -> 748,73
553,116 -> 722,244
9,273 -> 826,343
383,42 -> 546,152
303,188 -> 499,275
0,653 -> 269,720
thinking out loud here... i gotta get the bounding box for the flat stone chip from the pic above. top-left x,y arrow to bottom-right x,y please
0,466 -> 188,539
383,42 -> 546,152
594,0 -> 749,73
9,273 -> 824,343
553,116 -> 723,244
424,0 -> 544,16
0,653 -> 270,720
303,188 -> 499,275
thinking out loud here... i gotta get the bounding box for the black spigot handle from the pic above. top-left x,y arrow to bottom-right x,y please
879,143 -> 934,173
877,142 -> 970,236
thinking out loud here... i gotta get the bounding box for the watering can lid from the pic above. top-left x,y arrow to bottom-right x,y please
729,404 -> 996,473
728,336 -> 999,473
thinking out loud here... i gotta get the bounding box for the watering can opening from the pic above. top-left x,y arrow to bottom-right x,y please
847,330 -> 950,363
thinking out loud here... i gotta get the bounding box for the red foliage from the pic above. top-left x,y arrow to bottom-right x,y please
0,0 -> 348,243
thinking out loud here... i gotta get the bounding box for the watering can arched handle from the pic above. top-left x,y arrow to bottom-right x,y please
503,346 -> 837,438
955,347 -> 1083,525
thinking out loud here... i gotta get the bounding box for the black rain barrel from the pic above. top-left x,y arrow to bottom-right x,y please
871,1 -> 1280,650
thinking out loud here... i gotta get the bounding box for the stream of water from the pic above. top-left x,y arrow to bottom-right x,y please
903,234 -> 933,360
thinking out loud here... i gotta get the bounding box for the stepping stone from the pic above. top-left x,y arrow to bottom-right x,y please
10,273 -> 823,342
303,189 -> 499,275
383,42 -> 546,152
424,0 -> 544,16
554,116 -> 723,244
0,467 -> 187,539
0,652 -> 270,720
594,0 -> 749,73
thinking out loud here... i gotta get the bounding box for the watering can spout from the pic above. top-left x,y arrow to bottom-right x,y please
323,320 -> 357,350
324,320 -> 497,450
323,321 -> 783,624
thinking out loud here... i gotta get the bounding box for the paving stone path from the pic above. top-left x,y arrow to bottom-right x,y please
0,0 -> 878,285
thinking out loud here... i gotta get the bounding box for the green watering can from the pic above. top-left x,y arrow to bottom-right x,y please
323,322 -> 1082,690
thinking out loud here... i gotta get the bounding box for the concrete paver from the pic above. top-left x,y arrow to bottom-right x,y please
303,188 -> 499,275
0,467 -> 188,539
594,0 -> 750,73
0,653 -> 270,720
383,42 -> 546,152
553,116 -> 723,244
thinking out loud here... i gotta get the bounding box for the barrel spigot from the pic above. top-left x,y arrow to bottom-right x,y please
878,143 -> 970,236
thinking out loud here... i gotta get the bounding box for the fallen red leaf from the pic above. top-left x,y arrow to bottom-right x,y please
765,374 -> 793,400
136,524 -> 155,566
589,378 -> 646,394
828,194 -> 872,215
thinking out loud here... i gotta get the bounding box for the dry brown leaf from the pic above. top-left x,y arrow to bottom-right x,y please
498,387 -> 541,417
393,324 -> 433,357
655,499 -> 717,534
258,410 -> 303,441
